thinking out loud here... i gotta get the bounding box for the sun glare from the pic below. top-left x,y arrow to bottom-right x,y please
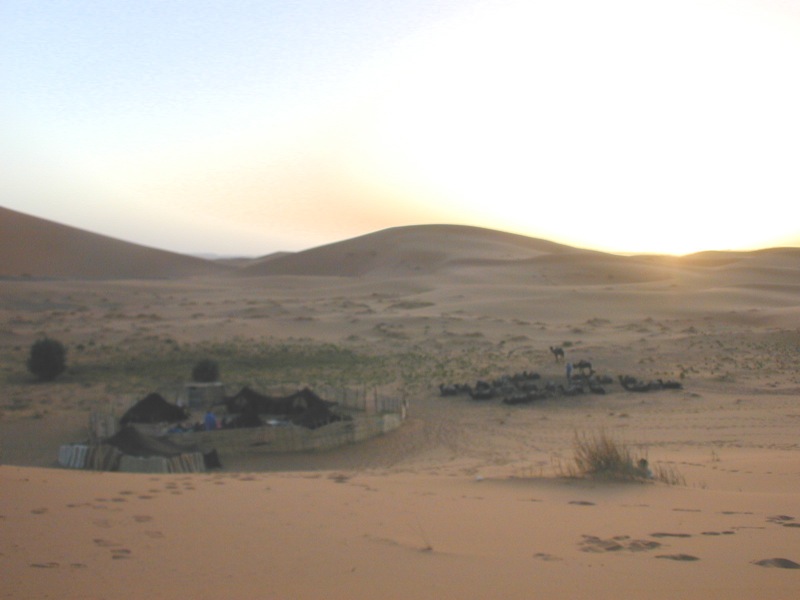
356,0 -> 800,254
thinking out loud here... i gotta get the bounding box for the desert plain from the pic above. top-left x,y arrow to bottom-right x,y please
1,210 -> 800,599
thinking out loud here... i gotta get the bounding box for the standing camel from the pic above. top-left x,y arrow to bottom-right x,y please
549,346 -> 565,363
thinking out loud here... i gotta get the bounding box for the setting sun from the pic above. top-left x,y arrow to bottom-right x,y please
357,0 -> 800,255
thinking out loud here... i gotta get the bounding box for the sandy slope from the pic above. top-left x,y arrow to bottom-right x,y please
1,218 -> 799,599
0,206 -> 225,279
3,465 -> 799,600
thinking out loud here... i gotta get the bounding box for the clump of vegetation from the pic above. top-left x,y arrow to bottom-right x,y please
27,337 -> 67,382
652,462 -> 686,486
559,431 -> 679,483
191,358 -> 220,383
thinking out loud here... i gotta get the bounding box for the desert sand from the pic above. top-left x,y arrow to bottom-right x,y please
1,210 -> 799,599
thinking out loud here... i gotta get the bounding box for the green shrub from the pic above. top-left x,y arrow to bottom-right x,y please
27,337 -> 67,382
192,358 -> 220,383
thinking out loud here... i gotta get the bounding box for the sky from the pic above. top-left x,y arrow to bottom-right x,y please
3,0 -> 800,257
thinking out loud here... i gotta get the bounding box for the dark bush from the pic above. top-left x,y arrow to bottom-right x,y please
192,358 -> 220,383
27,337 -> 67,381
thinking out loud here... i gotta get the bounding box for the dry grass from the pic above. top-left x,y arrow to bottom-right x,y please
652,462 -> 687,486
559,430 -> 683,484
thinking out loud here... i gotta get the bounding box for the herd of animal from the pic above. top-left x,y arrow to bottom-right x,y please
438,346 -> 682,405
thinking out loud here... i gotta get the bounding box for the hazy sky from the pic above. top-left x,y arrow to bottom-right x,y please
3,0 -> 800,256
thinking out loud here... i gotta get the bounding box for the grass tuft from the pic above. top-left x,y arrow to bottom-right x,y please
559,431 -> 682,484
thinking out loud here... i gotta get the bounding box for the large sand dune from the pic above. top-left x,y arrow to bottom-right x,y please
0,206 -> 226,279
1,210 -> 799,599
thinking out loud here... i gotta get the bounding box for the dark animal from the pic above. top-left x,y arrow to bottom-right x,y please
511,371 -> 540,384
502,389 -> 550,405
562,385 -> 584,396
618,375 -> 648,392
502,392 -> 532,405
439,383 -> 459,397
119,393 -> 189,426
439,383 -> 471,397
550,346 -> 565,362
618,375 -> 675,393
469,381 -> 495,400
573,360 -> 593,374
658,379 -> 683,390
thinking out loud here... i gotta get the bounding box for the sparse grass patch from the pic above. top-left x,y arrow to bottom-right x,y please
57,339 -> 405,398
557,431 -> 683,485
652,463 -> 686,486
562,431 -> 644,481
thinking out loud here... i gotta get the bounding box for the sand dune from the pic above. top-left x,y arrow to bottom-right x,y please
239,224 -> 584,277
4,206 -> 797,286
0,206 -> 227,279
1,213 -> 799,599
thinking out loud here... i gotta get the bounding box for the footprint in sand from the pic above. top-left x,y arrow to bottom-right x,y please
145,531 -> 164,539
110,549 -> 132,559
579,535 -> 661,553
766,515 -> 795,526
30,562 -> 59,568
30,508 -> 48,515
752,558 -> 800,569
533,552 -> 563,562
656,554 -> 700,562
92,519 -> 112,529
569,500 -> 596,506
133,515 -> 153,523
650,532 -> 692,539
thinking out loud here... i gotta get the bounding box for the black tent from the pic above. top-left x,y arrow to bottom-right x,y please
119,393 -> 189,426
